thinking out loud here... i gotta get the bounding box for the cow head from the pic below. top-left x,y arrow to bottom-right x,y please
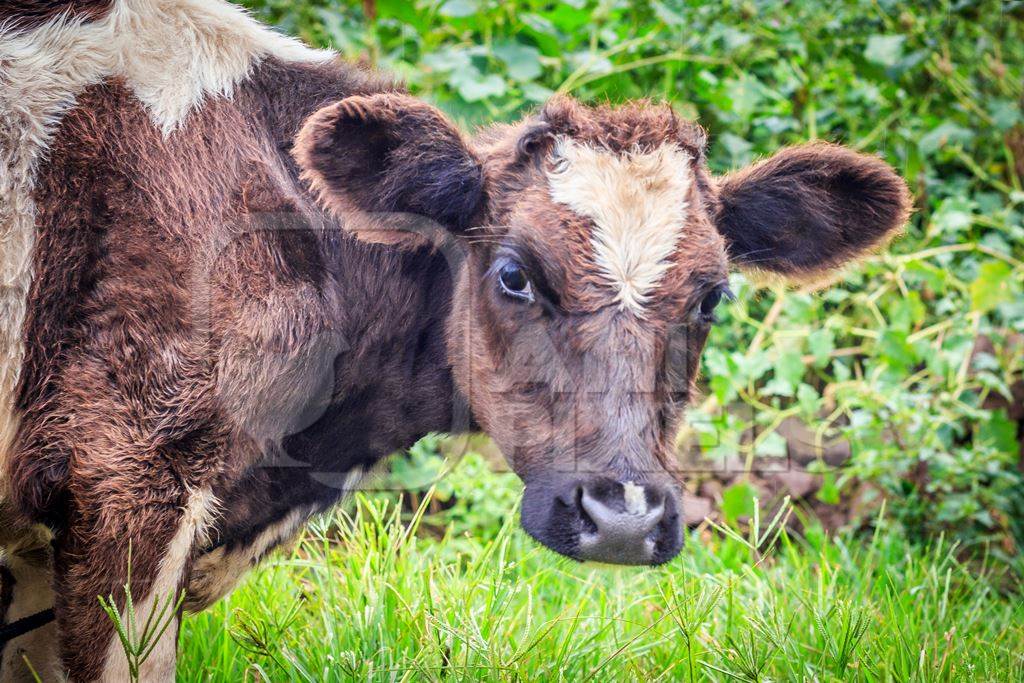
295,94 -> 910,565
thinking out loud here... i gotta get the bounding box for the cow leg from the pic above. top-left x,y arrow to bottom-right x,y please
0,521 -> 60,682
52,484 -> 216,682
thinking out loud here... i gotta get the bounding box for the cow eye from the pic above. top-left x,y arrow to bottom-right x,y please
498,261 -> 534,302
695,284 -> 732,324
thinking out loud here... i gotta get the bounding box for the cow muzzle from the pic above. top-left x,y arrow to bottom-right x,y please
520,476 -> 683,565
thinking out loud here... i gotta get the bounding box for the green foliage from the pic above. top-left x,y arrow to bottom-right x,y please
179,480 -> 1024,680
238,0 -> 1024,552
387,439 -> 521,542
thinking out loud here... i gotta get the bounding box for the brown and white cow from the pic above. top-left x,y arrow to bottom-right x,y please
0,1 -> 910,680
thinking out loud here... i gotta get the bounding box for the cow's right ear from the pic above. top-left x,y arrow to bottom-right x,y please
294,93 -> 484,246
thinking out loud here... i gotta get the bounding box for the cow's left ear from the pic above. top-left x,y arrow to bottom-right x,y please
294,93 -> 484,246
712,143 -> 911,277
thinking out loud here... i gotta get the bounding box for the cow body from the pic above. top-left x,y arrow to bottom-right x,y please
1,2 -> 911,680
1,3 -> 462,679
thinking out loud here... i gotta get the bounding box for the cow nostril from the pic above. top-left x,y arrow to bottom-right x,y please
581,489 -> 664,532
555,485 -> 580,508
521,478 -> 683,566
645,485 -> 667,508
578,506 -> 598,536
568,479 -> 682,565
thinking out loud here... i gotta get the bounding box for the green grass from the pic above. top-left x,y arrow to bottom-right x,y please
178,467 -> 1024,682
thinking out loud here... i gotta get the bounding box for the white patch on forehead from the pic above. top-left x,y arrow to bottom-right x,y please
545,137 -> 692,314
0,0 -> 333,482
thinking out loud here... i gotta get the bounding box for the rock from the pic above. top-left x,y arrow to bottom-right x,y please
713,455 -> 746,481
770,470 -> 820,499
682,494 -> 713,527
698,479 -> 722,501
776,416 -> 850,467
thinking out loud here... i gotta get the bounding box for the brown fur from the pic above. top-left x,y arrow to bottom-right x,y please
714,142 -> 913,274
295,93 -> 485,236
9,57 -> 403,677
18,79 -> 251,677
0,0 -> 110,30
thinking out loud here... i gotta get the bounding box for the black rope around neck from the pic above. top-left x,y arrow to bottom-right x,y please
0,609 -> 55,647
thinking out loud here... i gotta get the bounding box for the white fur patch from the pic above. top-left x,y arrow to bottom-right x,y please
0,0 -> 332,486
546,138 -> 692,313
186,467 -> 365,611
185,504 -> 315,612
100,487 -> 218,683
188,464 -> 368,610
105,0 -> 334,135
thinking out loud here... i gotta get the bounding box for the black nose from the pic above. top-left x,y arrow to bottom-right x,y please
521,477 -> 683,565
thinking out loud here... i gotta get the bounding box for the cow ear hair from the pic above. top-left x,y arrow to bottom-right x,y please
712,142 -> 911,277
294,93 -> 485,248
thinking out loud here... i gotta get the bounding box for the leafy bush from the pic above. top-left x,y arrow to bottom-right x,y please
241,0 -> 1024,551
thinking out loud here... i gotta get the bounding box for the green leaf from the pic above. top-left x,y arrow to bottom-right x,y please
904,259 -> 948,292
493,42 -> 543,82
566,51 -> 613,79
807,329 -> 835,367
864,35 -> 905,68
989,99 -> 1023,131
774,349 -> 806,392
816,472 -> 840,505
763,377 -> 795,397
439,0 -> 479,18
374,0 -> 425,26
929,197 -> 975,234
738,351 -> 773,384
718,132 -> 753,167
722,76 -> 764,121
877,330 -> 918,372
978,409 -> 1018,454
755,431 -> 788,458
451,68 -> 506,101
421,47 -> 472,74
888,291 -> 926,333
720,27 -> 753,51
919,122 -> 974,156
519,14 -> 562,55
710,374 -> 736,404
651,0 -> 686,26
796,383 -> 821,415
722,481 -> 757,524
521,82 -> 554,102
970,261 -> 1015,313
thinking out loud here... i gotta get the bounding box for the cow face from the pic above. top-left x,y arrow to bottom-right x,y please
295,94 -> 910,566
